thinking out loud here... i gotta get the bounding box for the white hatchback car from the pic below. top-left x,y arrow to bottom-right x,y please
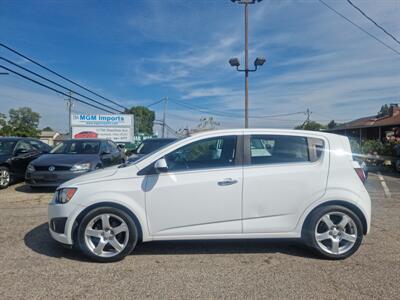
48,129 -> 371,262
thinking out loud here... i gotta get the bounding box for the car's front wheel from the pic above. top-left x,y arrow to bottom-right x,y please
0,167 -> 11,189
77,206 -> 138,262
303,205 -> 363,259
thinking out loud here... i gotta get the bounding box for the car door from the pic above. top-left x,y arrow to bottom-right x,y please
99,142 -> 113,167
144,135 -> 243,237
242,134 -> 328,233
107,141 -> 121,164
12,140 -> 40,176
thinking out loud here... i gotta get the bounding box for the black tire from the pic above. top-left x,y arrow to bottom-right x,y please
77,206 -> 138,262
0,166 -> 11,189
302,205 -> 363,260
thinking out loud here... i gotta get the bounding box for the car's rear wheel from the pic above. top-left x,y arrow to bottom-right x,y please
77,207 -> 138,262
303,205 -> 363,259
0,167 -> 11,189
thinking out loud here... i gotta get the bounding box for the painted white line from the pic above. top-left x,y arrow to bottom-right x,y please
377,171 -> 392,198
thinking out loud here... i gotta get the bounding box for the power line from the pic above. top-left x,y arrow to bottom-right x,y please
0,56 -> 124,113
0,65 -> 116,114
346,0 -> 400,46
170,99 -> 305,119
317,0 -> 400,57
146,98 -> 165,107
0,42 -> 129,110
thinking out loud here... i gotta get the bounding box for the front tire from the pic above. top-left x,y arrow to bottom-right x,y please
0,167 -> 11,189
303,205 -> 363,260
77,206 -> 138,262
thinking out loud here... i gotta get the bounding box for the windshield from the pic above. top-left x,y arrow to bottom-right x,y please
0,141 -> 16,155
51,141 -> 100,154
136,139 -> 176,154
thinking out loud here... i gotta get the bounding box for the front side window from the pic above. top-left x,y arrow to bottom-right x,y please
250,135 -> 309,165
165,136 -> 237,171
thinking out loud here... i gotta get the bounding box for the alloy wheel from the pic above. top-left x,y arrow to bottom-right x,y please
84,213 -> 129,258
0,169 -> 10,188
314,211 -> 358,255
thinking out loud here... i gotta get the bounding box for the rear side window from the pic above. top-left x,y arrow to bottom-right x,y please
250,135 -> 309,165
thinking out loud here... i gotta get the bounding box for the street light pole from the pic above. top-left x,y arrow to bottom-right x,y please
162,97 -> 168,138
244,2 -> 249,128
229,0 -> 264,129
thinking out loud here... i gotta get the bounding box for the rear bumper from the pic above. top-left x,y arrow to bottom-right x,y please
26,170 -> 86,187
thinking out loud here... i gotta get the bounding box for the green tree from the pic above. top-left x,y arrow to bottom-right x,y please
295,121 -> 325,131
41,126 -> 53,131
377,104 -> 390,117
126,106 -> 155,135
7,107 -> 41,137
327,120 -> 337,129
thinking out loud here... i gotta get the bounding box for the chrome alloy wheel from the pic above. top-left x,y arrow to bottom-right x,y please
84,213 -> 129,258
315,212 -> 358,255
0,169 -> 10,188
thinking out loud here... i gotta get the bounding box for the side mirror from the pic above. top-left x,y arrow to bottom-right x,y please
154,158 -> 168,173
15,148 -> 29,156
101,150 -> 111,156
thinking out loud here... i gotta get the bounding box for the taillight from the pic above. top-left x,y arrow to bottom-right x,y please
354,168 -> 366,183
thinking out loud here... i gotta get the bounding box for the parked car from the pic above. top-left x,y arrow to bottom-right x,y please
26,139 -> 125,188
127,138 -> 176,163
48,129 -> 371,262
0,137 -> 52,189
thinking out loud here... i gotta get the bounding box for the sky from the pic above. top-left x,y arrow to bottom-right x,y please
0,0 -> 399,135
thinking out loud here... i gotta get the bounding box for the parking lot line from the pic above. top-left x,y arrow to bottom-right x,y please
377,171 -> 392,198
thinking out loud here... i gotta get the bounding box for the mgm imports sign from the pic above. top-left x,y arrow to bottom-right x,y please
71,114 -> 134,143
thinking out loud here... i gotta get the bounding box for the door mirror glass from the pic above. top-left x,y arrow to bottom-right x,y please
14,148 -> 29,156
154,158 -> 168,173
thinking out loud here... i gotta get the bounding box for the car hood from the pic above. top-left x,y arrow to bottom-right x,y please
31,154 -> 99,166
59,165 -> 121,187
0,154 -> 11,164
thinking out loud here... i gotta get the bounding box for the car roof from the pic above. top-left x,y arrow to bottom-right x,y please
143,138 -> 176,142
62,139 -> 108,142
188,128 -> 339,139
0,137 -> 38,141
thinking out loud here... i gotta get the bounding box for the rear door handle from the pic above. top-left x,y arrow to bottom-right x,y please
218,178 -> 238,186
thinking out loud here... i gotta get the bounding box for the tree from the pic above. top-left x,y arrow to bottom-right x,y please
0,107 -> 41,137
327,120 -> 337,129
377,104 -> 390,117
41,126 -> 53,132
126,106 -> 155,135
295,121 -> 325,131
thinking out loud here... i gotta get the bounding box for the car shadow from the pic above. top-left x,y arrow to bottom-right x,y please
15,184 -> 56,194
25,223 -> 317,261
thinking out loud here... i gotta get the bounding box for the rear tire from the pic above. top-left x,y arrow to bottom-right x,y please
77,206 -> 138,262
303,205 -> 363,260
0,167 -> 11,189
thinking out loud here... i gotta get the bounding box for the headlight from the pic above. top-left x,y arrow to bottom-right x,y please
27,164 -> 35,172
70,163 -> 91,172
54,188 -> 77,204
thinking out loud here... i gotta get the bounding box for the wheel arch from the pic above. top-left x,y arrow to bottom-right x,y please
72,202 -> 144,243
301,200 -> 368,236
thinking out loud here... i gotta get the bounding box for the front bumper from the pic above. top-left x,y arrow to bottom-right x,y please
48,200 -> 83,246
26,170 -> 87,187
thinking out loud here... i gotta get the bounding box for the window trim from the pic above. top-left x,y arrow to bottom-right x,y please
138,135 -> 242,175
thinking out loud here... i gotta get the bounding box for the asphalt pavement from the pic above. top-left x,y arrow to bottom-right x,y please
0,172 -> 399,299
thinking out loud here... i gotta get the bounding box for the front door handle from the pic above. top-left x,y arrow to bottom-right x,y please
217,178 -> 238,186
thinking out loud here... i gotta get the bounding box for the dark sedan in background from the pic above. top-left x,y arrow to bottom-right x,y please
0,137 -> 52,189
128,138 -> 176,163
26,139 -> 125,188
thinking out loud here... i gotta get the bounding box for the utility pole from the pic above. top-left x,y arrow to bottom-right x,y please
67,91 -> 74,138
305,108 -> 312,124
162,97 -> 168,138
